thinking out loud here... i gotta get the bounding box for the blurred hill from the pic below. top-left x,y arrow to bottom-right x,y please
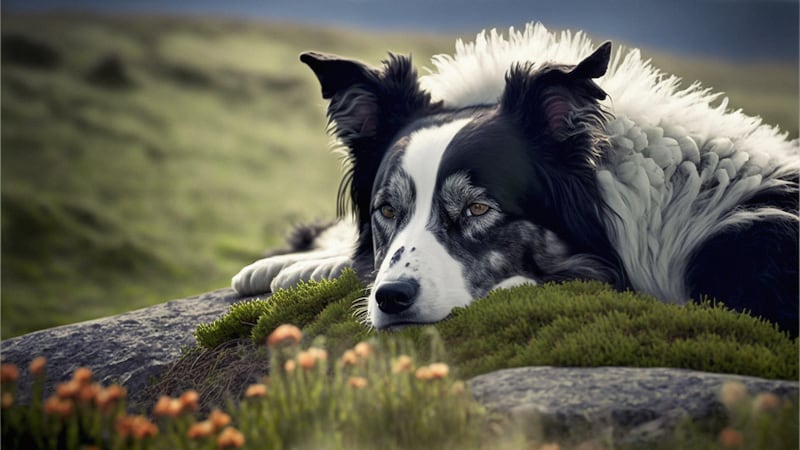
1,13 -> 797,338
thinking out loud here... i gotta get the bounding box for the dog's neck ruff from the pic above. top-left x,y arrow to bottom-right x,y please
421,22 -> 800,303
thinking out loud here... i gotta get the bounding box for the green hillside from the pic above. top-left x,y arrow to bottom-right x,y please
2,13 -> 797,338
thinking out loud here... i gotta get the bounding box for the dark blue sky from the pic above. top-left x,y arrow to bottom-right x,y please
3,0 -> 798,62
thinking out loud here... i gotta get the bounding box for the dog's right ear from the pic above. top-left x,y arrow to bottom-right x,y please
300,51 -> 436,221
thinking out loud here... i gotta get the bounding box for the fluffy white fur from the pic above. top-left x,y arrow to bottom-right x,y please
421,23 -> 799,303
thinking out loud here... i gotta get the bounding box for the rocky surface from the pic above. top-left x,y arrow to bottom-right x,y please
0,288 -> 249,407
469,366 -> 799,446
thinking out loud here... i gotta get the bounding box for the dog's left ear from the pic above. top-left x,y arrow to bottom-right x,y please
501,41 -> 611,141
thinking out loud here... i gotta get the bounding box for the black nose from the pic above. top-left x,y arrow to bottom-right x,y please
375,280 -> 419,314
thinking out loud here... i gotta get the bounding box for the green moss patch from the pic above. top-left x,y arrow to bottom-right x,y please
195,271 -> 798,380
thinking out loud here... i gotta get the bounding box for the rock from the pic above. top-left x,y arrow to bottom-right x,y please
468,366 -> 799,447
0,288 -> 246,409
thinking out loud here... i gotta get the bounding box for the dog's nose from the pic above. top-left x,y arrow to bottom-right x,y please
375,279 -> 419,314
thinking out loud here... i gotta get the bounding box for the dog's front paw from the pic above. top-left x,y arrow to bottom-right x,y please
231,254 -> 301,296
270,255 -> 352,291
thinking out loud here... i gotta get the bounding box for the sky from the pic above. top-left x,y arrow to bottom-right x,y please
2,0 -> 798,61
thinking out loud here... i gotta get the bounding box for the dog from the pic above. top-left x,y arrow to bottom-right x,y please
233,23 -> 799,335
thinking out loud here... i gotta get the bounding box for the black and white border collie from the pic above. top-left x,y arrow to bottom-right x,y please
233,24 -> 799,335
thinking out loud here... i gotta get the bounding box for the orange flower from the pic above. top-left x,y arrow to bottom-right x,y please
245,383 -> 268,398
116,415 -> 158,439
297,350 -> 317,370
44,396 -> 73,418
752,392 -> 781,413
354,342 -> 372,358
96,384 -> 127,410
1,364 -> 19,384
348,376 -> 368,389
2,392 -> 14,408
284,359 -> 297,373
180,390 -> 200,412
415,366 -> 433,381
78,383 -> 101,404
718,427 -> 744,448
450,381 -> 466,396
309,347 -> 328,361
266,324 -> 302,347
57,380 -> 81,399
217,426 -> 245,449
187,420 -> 215,439
153,395 -> 183,418
341,350 -> 358,366
391,355 -> 414,374
130,416 -> 158,439
428,363 -> 450,379
720,381 -> 748,409
209,409 -> 231,431
29,357 -> 47,376
73,367 -> 93,385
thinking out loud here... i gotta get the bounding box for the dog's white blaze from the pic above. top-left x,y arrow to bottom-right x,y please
369,119 -> 473,328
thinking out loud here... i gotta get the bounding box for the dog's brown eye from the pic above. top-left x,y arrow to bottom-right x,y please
467,203 -> 490,217
380,205 -> 396,219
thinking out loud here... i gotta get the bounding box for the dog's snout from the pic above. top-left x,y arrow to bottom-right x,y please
375,279 -> 419,314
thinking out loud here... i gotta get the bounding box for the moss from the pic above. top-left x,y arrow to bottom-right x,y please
196,276 -> 798,380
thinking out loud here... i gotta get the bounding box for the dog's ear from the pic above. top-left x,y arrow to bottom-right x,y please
501,41 -> 611,141
300,51 -> 436,221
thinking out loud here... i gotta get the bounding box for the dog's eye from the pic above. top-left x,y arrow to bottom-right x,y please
380,205 -> 396,219
466,203 -> 490,217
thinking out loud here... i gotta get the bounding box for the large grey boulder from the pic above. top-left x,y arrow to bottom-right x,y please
0,288 -> 247,408
469,366 -> 799,446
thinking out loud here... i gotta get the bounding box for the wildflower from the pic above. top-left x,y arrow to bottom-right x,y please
309,347 -> 328,361
2,392 -> 14,408
116,415 -> 158,439
180,389 -> 200,412
153,395 -> 183,418
209,409 -> 232,431
284,359 -> 297,373
266,324 -> 302,347
428,363 -> 450,379
96,384 -> 127,410
217,426 -> 245,449
44,396 -> 73,418
297,350 -> 317,370
752,392 -> 781,413
392,355 -> 413,374
245,383 -> 268,398
187,420 -> 215,439
29,356 -> 47,376
348,376 -> 368,389
78,383 -> 101,404
56,380 -> 81,399
415,366 -> 433,381
1,364 -> 19,384
720,381 -> 748,409
354,341 -> 372,358
450,381 -> 466,396
717,427 -> 744,448
130,416 -> 158,439
341,350 -> 358,366
73,367 -> 93,385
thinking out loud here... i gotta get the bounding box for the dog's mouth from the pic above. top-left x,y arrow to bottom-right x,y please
375,313 -> 455,331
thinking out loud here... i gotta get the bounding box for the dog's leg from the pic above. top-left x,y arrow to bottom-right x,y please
491,275 -> 538,291
231,220 -> 356,296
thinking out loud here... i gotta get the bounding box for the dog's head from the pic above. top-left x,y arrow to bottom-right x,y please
301,43 -> 622,329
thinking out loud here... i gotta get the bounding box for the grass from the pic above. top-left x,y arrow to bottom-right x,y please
2,12 -> 798,339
